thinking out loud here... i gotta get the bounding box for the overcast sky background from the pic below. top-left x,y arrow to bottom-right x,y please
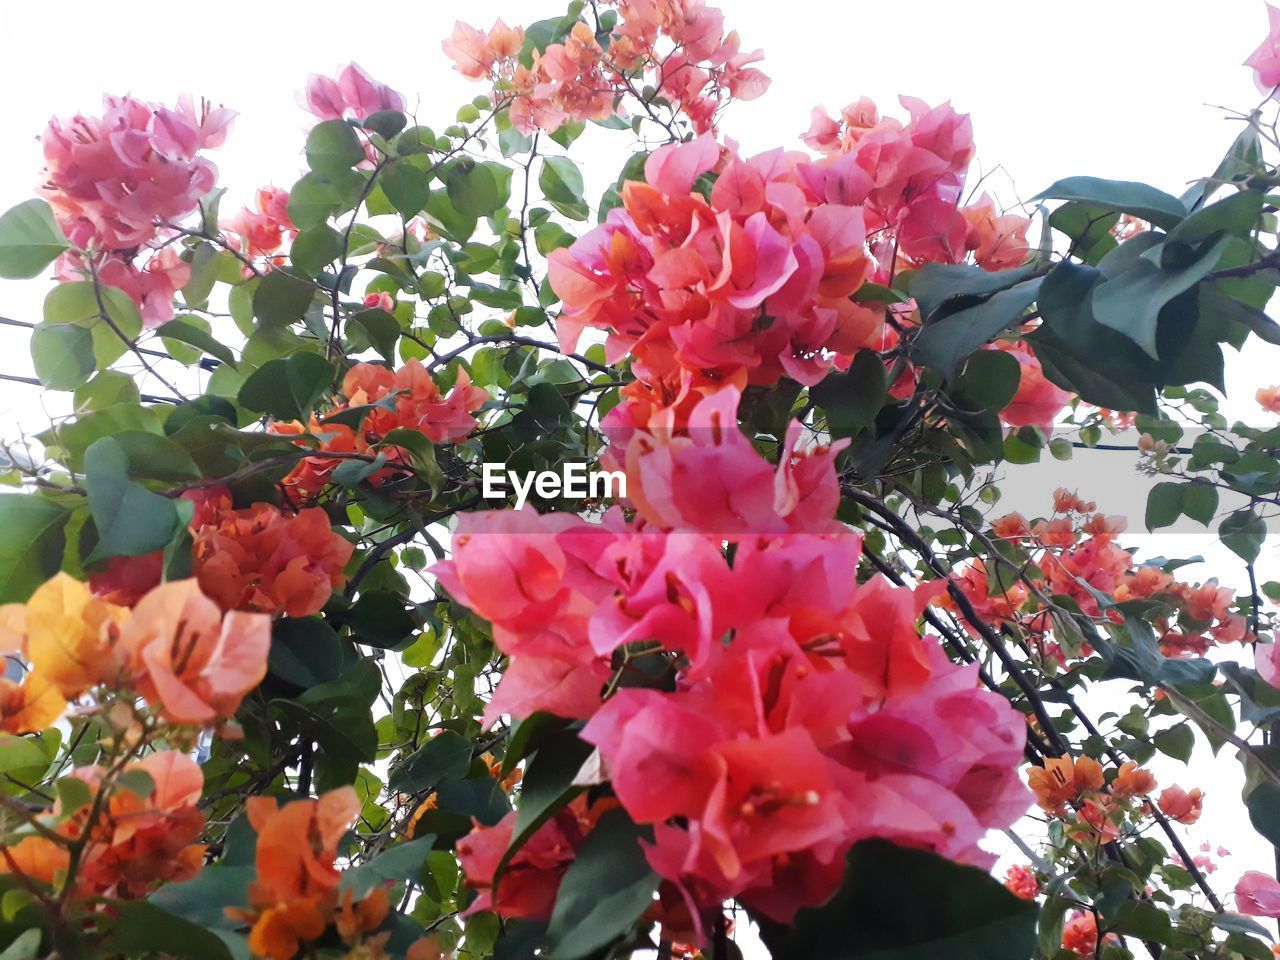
2,0 -> 1280,950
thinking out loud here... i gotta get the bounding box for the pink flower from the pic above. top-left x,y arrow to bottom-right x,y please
1236,871 -> 1280,917
363,292 -> 395,312
994,341 -> 1072,432
1246,4 -> 1280,94
302,64 -> 404,122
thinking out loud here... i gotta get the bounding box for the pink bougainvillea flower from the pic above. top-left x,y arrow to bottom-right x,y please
1246,4 -> 1280,94
994,341 -> 1072,432
303,63 -> 404,121
1236,870 -> 1280,917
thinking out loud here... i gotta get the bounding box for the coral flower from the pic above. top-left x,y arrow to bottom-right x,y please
118,579 -> 270,725
1158,785 -> 1203,824
233,787 -> 361,960
194,503 -> 354,618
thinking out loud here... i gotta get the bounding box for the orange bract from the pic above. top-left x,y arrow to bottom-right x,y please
194,502 -> 354,618
1027,755 -> 1104,812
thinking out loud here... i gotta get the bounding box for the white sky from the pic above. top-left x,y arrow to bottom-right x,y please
2,0 -> 1280,950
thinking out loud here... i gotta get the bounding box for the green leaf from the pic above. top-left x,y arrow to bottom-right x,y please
238,353 -> 335,420
1247,782 -> 1280,849
1167,189 -> 1263,245
350,308 -> 400,362
906,263 -> 1039,322
0,735 -> 52,775
1221,509 -> 1266,563
499,731 -> 592,882
390,730 -> 473,794
110,431 -> 202,482
1145,482 -> 1183,530
1180,483 -> 1218,526
912,280 -> 1042,380
382,157 -> 433,218
0,199 -> 70,278
545,809 -> 660,960
1091,236 -> 1231,358
252,268 -> 316,327
339,835 -> 436,900
1153,724 -> 1194,763
42,281 -> 143,371
306,120 -> 366,179
539,156 -> 588,220
951,349 -> 1022,411
269,616 -> 349,690
30,321 -> 94,390
1047,202 -> 1119,264
101,901 -> 238,960
156,316 -> 238,368
783,839 -> 1038,959
288,173 -> 346,230
1029,262 -> 1158,413
1035,176 -> 1187,230
446,159 -> 510,217
342,590 -> 416,648
290,224 -> 343,276
810,349 -> 887,438
84,436 -> 180,563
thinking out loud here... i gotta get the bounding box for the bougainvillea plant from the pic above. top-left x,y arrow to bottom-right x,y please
3,1 -> 1280,957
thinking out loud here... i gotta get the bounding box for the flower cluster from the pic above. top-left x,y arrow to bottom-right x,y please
549,135 -> 883,390
1028,754 -> 1201,848
89,490 -> 354,618
0,751 -> 206,899
268,359 -> 489,501
444,0 -> 768,135
227,787 -> 405,960
802,96 -> 1028,272
946,489 -> 1248,663
302,63 -> 406,122
223,186 -> 295,266
0,573 -> 268,732
41,94 -> 234,325
440,388 -> 1029,934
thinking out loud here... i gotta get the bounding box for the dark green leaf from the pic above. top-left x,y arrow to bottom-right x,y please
101,901 -> 237,960
545,809 -> 660,960
84,437 -> 179,562
810,350 -> 887,438
238,353 -> 335,420
1221,509 -> 1266,563
1247,782 -> 1280,849
0,495 -> 69,602
784,839 -> 1038,960
912,280 -> 1042,380
381,157 -> 432,218
1035,176 -> 1187,229
156,317 -> 238,367
290,225 -> 343,276
539,156 -> 588,220
390,730 -> 473,794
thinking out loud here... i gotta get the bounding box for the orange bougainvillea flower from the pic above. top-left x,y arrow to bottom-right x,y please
0,669 -> 66,735
1027,755 -> 1104,813
69,750 -> 206,898
231,786 -> 363,960
0,834 -> 71,888
7,573 -> 128,698
118,579 -> 270,725
1158,785 -> 1204,824
193,501 -> 354,618
1111,761 -> 1157,798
